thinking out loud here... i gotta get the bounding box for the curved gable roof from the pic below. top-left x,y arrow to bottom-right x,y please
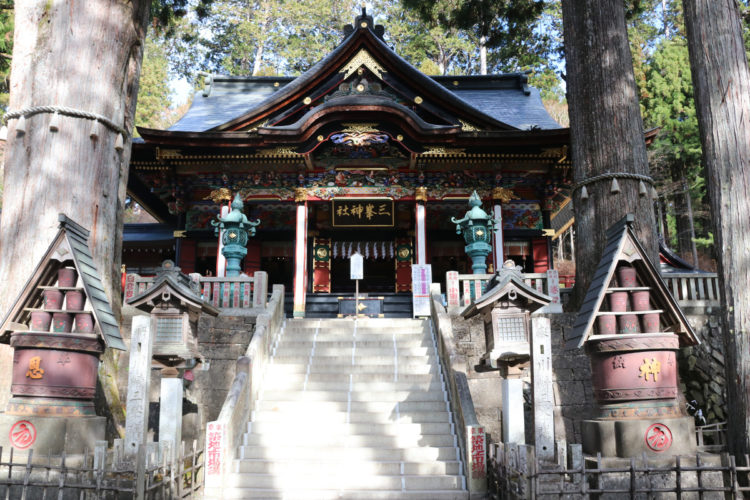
162,10 -> 561,135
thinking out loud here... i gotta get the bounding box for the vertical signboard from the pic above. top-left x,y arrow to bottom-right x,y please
411,264 -> 432,317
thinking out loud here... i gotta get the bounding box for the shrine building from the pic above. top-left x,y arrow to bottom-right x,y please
126,9 -> 573,317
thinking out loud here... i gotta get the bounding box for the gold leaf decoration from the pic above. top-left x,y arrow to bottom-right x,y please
256,147 -> 299,157
204,188 -> 233,203
340,122 -> 379,134
459,120 -> 480,132
491,187 -> 519,203
421,147 -> 466,156
340,49 -> 386,81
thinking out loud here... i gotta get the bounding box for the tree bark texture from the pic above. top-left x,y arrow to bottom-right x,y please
682,0 -> 750,456
0,0 -> 151,432
561,0 -> 658,306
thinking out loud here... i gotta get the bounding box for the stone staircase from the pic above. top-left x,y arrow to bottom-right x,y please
221,318 -> 468,499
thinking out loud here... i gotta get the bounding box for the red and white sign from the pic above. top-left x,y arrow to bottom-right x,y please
470,426 -> 486,479
205,422 -> 225,477
446,271 -> 460,308
411,264 -> 432,317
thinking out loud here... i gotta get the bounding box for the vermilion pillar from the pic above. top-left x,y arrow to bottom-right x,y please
293,189 -> 308,318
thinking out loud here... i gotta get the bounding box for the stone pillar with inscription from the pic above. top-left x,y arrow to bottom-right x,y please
124,316 -> 154,459
293,188 -> 308,318
531,313 -> 554,461
158,367 -> 183,460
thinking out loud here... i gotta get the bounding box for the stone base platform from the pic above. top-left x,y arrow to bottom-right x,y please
582,416 -> 696,458
0,413 -> 105,456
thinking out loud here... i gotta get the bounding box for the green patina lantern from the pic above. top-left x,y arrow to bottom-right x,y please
211,193 -> 261,277
451,191 -> 496,275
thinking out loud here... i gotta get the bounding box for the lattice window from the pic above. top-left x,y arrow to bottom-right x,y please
155,316 -> 184,344
496,314 -> 527,343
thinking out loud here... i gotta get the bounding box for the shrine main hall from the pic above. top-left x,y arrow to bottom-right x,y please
125,9 -> 572,317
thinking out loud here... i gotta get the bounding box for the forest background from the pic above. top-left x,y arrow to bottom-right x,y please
0,0 -> 747,269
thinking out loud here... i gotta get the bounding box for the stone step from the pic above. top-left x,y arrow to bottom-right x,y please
273,346 -> 434,356
223,472 -> 464,491
276,339 -> 436,348
234,458 -> 463,476
206,487 -> 468,499
242,432 -> 457,448
265,363 -> 438,375
261,379 -> 445,392
271,354 -> 438,365
246,420 -> 455,437
281,332 -> 429,341
239,444 -> 461,462
259,371 -> 443,384
259,389 -> 446,402
251,409 -> 452,424
254,400 -> 450,413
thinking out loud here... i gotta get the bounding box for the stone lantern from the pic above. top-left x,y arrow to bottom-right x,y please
451,191 -> 496,275
127,260 -> 220,457
211,193 -> 261,277
462,261 -> 555,453
462,261 -> 551,372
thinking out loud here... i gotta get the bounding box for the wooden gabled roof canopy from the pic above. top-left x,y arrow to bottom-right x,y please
0,214 -> 125,351
566,214 -> 699,350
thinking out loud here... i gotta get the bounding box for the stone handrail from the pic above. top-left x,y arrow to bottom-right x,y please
447,271 -> 560,311
204,284 -> 285,493
430,283 -> 487,494
661,272 -> 721,308
124,271 -> 269,310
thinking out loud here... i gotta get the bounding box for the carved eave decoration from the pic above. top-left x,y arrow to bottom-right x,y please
566,214 -> 699,350
0,214 -> 125,351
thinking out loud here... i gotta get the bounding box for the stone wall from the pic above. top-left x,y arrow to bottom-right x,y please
680,308 -> 727,424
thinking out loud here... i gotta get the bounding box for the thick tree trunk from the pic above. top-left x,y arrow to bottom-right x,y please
561,0 -> 658,306
0,0 -> 151,434
682,0 -> 750,457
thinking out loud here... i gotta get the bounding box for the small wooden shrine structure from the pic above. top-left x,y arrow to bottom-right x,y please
125,9 -> 577,317
567,215 -> 699,457
0,214 -> 124,454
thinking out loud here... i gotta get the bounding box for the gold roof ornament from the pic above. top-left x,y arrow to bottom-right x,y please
459,120 -> 480,132
492,187 -> 519,203
415,186 -> 428,202
340,49 -> 386,81
204,188 -> 233,203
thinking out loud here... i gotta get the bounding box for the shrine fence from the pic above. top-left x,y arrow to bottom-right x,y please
124,271 -> 268,310
448,271 -> 720,309
0,439 -> 203,499
488,440 -> 750,499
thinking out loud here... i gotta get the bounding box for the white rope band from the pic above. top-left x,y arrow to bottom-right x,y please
4,105 -> 127,136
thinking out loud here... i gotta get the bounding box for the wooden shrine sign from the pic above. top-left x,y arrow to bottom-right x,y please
332,198 -> 393,227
